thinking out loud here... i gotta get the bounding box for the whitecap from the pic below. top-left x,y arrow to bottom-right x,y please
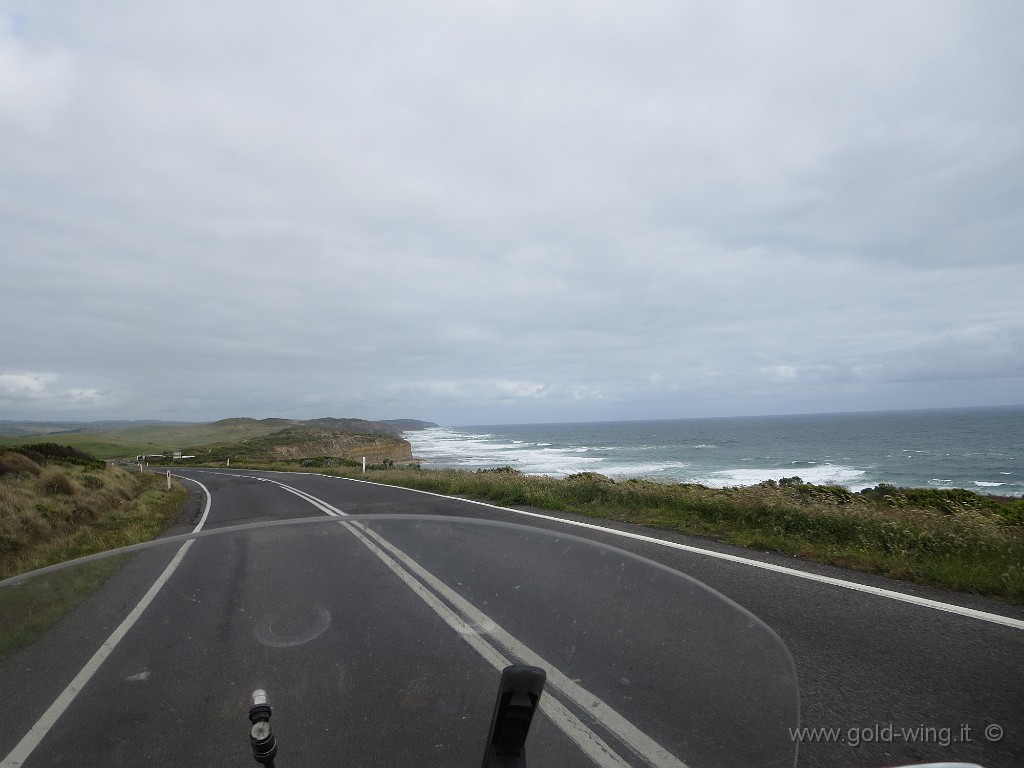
404,427 -> 614,476
597,461 -> 691,477
693,464 -> 869,490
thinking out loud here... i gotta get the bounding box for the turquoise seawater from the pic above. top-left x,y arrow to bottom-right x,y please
404,406 -> 1024,496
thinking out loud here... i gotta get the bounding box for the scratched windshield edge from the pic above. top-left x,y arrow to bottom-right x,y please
0,516 -> 800,768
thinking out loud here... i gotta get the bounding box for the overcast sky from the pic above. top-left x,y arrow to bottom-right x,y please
2,1 -> 1022,426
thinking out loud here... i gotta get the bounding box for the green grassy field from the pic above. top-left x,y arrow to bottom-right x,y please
0,435 -> 148,460
0,420 -> 295,460
0,418 -> 410,461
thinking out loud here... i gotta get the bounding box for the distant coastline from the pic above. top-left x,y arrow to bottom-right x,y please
0,417 -> 439,466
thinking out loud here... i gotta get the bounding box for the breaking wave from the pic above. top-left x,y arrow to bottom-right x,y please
402,409 -> 1023,495
691,465 -> 870,491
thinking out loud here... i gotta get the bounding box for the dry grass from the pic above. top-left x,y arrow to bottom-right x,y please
0,456 -> 188,580
0,451 -> 44,476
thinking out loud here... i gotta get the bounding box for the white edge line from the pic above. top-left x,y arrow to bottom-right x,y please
181,475 -> 213,533
321,475 -> 1024,631
1,477 -> 213,768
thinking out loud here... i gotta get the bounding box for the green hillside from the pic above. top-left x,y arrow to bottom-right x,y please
0,418 -> 436,462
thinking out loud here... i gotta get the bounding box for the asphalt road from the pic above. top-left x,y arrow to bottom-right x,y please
1,468 -> 1021,768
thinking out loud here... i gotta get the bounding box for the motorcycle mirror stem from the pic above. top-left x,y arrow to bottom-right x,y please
248,689 -> 278,768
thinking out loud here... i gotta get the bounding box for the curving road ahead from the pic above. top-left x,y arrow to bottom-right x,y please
1,468 -> 1021,768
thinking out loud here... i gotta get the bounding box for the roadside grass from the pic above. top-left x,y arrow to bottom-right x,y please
0,458 -> 187,580
216,461 -> 1024,604
0,451 -> 188,660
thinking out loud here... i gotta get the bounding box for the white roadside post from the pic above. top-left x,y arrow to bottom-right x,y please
362,457 -> 366,473
166,470 -> 171,490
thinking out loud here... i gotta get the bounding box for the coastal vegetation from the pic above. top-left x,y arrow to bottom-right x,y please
0,444 -> 189,659
0,445 -> 187,580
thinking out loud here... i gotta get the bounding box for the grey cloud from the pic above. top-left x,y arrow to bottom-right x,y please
2,1 -> 1022,424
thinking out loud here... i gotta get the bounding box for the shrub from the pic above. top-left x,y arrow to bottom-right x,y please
11,444 -> 105,471
12,448 -> 47,466
38,469 -> 77,496
298,456 -> 360,468
997,500 -> 1024,527
81,474 -> 105,489
565,472 -> 614,483
0,452 -> 43,478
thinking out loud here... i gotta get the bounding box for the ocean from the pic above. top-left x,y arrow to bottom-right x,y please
403,406 -> 1024,496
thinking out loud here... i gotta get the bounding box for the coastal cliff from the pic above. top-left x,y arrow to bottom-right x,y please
171,419 -> 434,466
271,430 -> 413,464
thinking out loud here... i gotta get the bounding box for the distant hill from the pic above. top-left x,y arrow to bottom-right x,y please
208,417 -> 438,437
208,417 -> 295,429
0,420 -> 196,437
0,417 -> 437,462
153,424 -> 407,465
380,419 -> 438,432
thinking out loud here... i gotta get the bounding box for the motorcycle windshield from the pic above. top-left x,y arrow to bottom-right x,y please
0,516 -> 799,767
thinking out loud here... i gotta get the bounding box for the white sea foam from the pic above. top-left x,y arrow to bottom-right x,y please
693,464 -> 870,490
405,428 -> 878,487
404,427 -> 608,476
595,461 -> 692,478
405,411 -> 1024,495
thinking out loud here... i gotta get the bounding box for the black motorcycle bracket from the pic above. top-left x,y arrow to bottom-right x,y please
481,665 -> 547,768
248,689 -> 278,767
